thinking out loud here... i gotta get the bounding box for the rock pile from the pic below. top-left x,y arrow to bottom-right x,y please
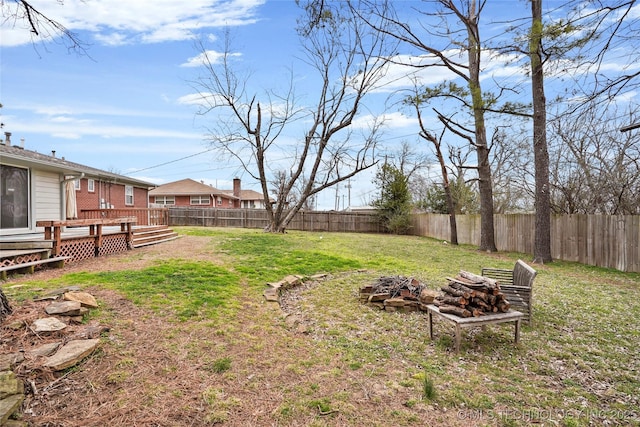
263,274 -> 328,303
0,286 -> 107,425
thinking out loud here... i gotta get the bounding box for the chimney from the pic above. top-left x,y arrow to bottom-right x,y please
4,132 -> 11,146
20,138 -> 25,148
233,178 -> 241,197
51,150 -> 56,157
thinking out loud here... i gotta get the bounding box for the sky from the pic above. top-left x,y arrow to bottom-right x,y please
1,0 -> 638,210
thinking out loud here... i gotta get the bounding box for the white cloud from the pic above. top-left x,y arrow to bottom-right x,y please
181,50 -> 241,67
177,92 -> 219,106
12,102 -> 191,120
350,112 -> 417,133
9,117 -> 201,140
51,132 -> 82,139
0,0 -> 267,47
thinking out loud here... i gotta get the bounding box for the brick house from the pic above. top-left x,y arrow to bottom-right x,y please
149,178 -> 269,209
74,175 -> 150,211
1,135 -> 153,236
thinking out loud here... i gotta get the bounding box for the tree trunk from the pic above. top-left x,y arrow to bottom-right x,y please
1,288 -> 12,322
467,0 -> 497,252
530,0 -> 553,263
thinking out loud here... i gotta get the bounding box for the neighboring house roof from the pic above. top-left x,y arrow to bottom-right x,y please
149,178 -> 239,199
0,142 -> 155,188
222,189 -> 264,201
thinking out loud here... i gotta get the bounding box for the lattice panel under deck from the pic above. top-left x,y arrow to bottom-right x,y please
0,253 -> 43,267
97,235 -> 128,256
59,238 -> 95,263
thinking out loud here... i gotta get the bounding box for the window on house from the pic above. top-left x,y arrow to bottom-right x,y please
88,179 -> 95,192
154,196 -> 175,205
0,164 -> 29,229
217,196 -> 222,205
125,185 -> 134,205
190,195 -> 210,205
74,179 -> 81,190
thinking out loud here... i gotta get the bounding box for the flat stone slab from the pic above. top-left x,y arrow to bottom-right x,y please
0,354 -> 24,372
263,288 -> 279,302
282,275 -> 302,287
45,300 -> 82,316
32,317 -> 67,333
64,291 -> 98,308
0,394 -> 24,426
44,339 -> 100,371
29,342 -> 62,357
42,286 -> 82,297
0,371 -> 24,400
4,419 -> 27,427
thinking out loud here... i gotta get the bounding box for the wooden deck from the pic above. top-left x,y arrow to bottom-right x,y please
1,219 -> 178,278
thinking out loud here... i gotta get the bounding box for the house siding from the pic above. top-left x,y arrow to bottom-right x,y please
33,170 -> 62,223
1,143 -> 153,235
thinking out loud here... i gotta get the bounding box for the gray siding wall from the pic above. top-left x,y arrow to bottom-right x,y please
33,169 -> 62,225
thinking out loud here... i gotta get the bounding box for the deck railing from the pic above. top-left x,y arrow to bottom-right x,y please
79,208 -> 169,226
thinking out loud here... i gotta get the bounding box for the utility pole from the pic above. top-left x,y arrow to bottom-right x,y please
346,178 -> 352,208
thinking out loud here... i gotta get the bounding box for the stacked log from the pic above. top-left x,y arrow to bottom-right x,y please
359,276 -> 439,312
435,270 -> 511,317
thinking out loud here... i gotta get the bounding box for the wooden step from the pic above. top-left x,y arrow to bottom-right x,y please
0,256 -> 72,280
132,234 -> 181,248
131,227 -> 180,248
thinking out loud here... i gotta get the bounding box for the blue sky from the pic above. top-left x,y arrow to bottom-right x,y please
1,1 -> 638,210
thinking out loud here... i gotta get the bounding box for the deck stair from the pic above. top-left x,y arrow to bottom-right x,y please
1,242 -> 68,280
132,226 -> 179,248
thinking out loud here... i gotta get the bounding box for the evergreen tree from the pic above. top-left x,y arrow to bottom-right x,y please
372,163 -> 412,235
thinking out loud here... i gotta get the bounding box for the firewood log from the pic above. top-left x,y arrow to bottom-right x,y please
470,289 -> 489,303
470,308 -> 486,317
470,298 -> 492,311
440,285 -> 470,299
447,281 -> 476,296
435,295 -> 468,307
438,304 -> 472,318
458,270 -> 500,288
496,301 -> 511,312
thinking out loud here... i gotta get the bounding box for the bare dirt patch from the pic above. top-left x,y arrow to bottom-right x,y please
2,236 -> 463,426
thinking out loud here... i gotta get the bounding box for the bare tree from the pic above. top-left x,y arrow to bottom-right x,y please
556,1 -> 640,109
405,88 -> 459,244
1,0 -> 87,54
358,0 -> 499,251
549,105 -> 640,215
191,2 -> 395,232
489,124 -> 534,213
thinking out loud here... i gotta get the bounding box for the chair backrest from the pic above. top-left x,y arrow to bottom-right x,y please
513,259 -> 537,288
482,259 -> 537,324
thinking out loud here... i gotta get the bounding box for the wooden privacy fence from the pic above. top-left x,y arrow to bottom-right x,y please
165,207 -> 639,272
411,213 -> 640,273
168,207 -> 384,233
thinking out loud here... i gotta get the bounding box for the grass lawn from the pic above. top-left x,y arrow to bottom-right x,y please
4,227 -> 639,426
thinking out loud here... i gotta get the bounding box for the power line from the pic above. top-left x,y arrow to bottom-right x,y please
129,147 -> 216,174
